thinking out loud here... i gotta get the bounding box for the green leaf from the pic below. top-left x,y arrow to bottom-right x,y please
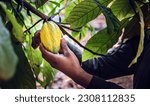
129,2 -> 145,67
0,17 -> 18,81
35,0 -> 48,8
66,0 -> 112,28
0,36 -> 36,89
111,0 -> 134,21
94,0 -> 121,33
63,0 -> 84,22
26,48 -> 57,88
82,19 -> 129,61
72,26 -> 88,41
48,0 -> 64,16
24,31 -> 57,88
39,60 -> 57,87
82,28 -> 121,61
49,1 -> 60,7
142,0 -> 149,3
0,2 -> 24,43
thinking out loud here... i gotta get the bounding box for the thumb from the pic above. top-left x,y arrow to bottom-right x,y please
61,38 -> 70,56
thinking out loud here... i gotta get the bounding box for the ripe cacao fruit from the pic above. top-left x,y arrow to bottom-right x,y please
40,21 -> 62,53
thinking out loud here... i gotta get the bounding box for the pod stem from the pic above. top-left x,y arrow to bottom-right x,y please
14,0 -> 105,56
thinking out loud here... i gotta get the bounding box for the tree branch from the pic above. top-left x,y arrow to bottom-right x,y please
24,18 -> 43,33
57,24 -> 105,56
15,0 -> 49,20
15,0 -> 104,56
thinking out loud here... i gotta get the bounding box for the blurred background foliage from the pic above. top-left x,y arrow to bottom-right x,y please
0,0 -> 149,89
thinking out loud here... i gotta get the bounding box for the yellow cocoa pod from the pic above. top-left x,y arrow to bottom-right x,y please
40,21 -> 62,53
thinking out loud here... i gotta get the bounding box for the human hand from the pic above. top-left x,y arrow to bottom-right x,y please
40,38 -> 81,76
39,38 -> 92,87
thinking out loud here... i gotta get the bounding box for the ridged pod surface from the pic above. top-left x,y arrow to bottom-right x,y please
40,21 -> 62,53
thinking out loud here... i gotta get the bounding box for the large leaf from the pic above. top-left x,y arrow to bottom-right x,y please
82,28 -> 121,61
82,19 -> 129,61
94,0 -> 121,33
129,2 -> 145,67
38,60 -> 57,88
26,48 -> 57,88
66,0 -> 112,28
0,2 -> 24,43
0,36 -> 36,89
0,17 -> 18,81
64,0 -> 83,20
111,0 -> 134,21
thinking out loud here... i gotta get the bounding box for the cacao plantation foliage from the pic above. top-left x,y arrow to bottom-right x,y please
0,0 -> 149,88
